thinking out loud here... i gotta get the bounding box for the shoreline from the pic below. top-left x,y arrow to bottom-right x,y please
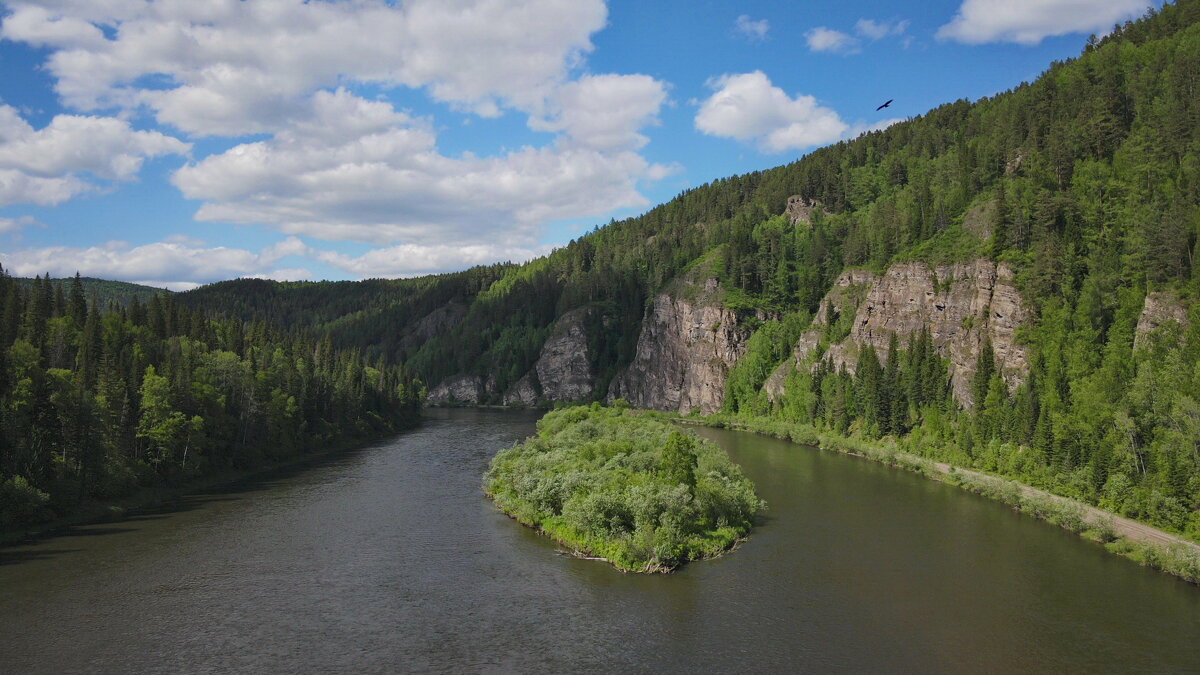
0,420 -> 420,548
678,415 -> 1200,585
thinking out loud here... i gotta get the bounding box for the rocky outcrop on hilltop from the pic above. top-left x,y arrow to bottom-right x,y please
768,259 -> 1030,407
1134,291 -> 1190,349
608,277 -> 751,414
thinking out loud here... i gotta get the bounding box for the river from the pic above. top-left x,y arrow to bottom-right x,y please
2,408 -> 1197,672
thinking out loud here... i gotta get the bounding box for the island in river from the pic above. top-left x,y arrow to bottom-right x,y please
484,404 -> 763,572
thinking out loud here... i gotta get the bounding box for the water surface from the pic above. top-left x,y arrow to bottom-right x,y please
2,408 -> 1197,672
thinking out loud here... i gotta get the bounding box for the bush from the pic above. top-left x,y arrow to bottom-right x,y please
0,476 -> 52,528
485,405 -> 764,572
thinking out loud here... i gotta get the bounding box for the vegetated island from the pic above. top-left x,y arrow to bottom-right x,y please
484,403 -> 764,573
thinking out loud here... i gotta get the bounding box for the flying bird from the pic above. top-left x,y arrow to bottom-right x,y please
876,99 -> 893,111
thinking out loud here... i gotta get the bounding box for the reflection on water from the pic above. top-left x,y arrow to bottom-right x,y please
1,408 -> 1197,672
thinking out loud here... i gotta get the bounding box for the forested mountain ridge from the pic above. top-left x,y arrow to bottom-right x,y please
14,274 -> 167,307
0,270 -> 422,530
168,0 -> 1200,540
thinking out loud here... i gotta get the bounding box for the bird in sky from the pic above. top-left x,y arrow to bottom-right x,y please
876,99 -> 893,111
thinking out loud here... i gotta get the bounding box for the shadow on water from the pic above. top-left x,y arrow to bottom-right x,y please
0,548 -> 86,566
0,434 -> 396,559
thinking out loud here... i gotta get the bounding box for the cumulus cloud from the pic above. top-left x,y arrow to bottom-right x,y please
2,0 -> 671,264
314,243 -> 555,279
0,105 -> 190,205
855,18 -> 910,40
937,0 -> 1148,45
0,215 -> 44,234
694,71 -> 848,153
0,236 -> 312,291
805,27 -> 860,54
1,0 -> 609,135
734,15 -> 769,41
172,89 -> 672,246
530,74 -> 667,151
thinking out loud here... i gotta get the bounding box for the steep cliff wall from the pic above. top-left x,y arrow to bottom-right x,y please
768,259 -> 1030,407
608,277 -> 751,414
501,306 -> 602,406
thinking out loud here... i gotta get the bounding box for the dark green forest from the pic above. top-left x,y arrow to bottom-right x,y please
171,1 -> 1200,542
0,270 -> 421,530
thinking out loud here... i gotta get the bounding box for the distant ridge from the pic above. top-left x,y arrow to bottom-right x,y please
13,276 -> 167,306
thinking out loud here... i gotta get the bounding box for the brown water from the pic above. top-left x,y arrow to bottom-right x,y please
1,408 -> 1198,672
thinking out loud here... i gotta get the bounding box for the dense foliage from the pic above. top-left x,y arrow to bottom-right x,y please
485,404 -> 763,572
178,4 -> 1200,541
0,270 -> 421,530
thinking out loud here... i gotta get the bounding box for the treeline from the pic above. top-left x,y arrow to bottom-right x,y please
0,269 -> 422,529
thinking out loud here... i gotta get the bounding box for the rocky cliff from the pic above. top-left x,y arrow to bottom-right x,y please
426,373 -> 497,405
1134,290 -> 1190,349
502,306 -> 602,406
767,259 -> 1030,407
608,277 -> 751,414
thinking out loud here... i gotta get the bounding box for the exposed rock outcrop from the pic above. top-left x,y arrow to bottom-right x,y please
1135,291 -> 1190,349
534,307 -> 600,402
502,372 -> 540,406
608,277 -> 751,414
426,374 -> 497,405
785,195 -> 827,226
770,259 -> 1030,407
498,306 -> 606,406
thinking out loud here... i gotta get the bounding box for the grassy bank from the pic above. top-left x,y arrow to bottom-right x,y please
485,404 -> 764,573
684,414 -> 1200,585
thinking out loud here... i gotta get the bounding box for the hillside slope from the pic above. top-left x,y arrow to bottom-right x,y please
180,1 -> 1200,540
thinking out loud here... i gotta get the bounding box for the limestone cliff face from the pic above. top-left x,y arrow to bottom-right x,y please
1135,291 -> 1190,349
498,306 -> 604,406
770,259 -> 1030,407
608,278 -> 751,414
426,374 -> 497,405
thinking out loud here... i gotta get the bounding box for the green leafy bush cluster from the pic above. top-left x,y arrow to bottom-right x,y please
484,404 -> 764,572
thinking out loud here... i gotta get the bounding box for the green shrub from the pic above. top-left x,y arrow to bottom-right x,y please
485,405 -> 764,572
0,476 -> 51,528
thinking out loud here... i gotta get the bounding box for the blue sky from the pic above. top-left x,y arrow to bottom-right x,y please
0,0 -> 1156,289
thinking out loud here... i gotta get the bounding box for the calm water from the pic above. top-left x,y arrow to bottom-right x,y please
2,408 -> 1198,672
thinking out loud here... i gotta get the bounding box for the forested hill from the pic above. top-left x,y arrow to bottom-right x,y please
176,3 -> 1200,538
0,270 -> 422,531
15,274 -> 166,307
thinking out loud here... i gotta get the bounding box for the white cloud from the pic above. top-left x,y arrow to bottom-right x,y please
0,104 -> 189,206
855,18 -> 910,40
315,243 -> 554,279
530,74 -> 667,151
734,15 -> 769,41
2,0 -> 671,263
694,71 -> 848,153
2,0 -> 609,135
805,27 -> 860,54
0,215 -> 44,233
172,89 -> 672,246
0,236 -> 311,290
938,0 -> 1147,45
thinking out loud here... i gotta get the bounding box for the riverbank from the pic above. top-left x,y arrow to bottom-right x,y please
0,422 -> 420,547
677,414 -> 1200,585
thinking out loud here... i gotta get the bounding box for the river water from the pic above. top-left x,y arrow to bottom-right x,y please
2,408 -> 1198,672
